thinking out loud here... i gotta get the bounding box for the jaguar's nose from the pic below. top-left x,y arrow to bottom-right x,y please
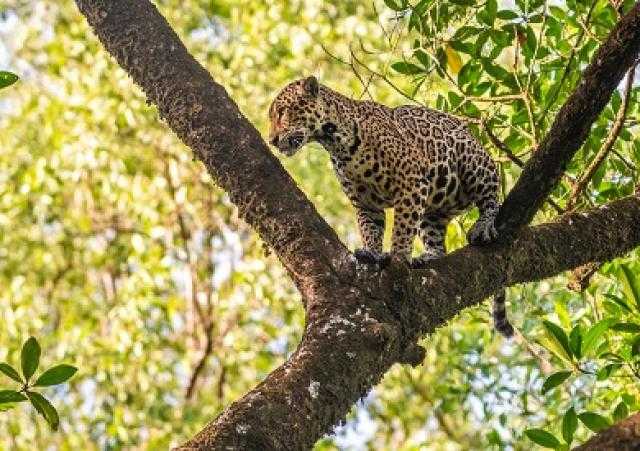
270,135 -> 279,146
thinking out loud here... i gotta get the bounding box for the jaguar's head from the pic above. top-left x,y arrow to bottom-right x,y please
268,76 -> 327,156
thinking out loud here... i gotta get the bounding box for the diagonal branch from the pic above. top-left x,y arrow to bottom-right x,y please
497,3 -> 640,233
73,0 -> 349,294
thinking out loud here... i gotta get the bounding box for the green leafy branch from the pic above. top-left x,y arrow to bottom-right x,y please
524,267 -> 640,449
0,337 -> 77,430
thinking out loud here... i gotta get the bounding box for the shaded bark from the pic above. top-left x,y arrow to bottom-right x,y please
573,413 -> 640,451
73,1 -> 640,449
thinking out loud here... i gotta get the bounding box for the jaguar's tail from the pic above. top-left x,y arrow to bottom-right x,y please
493,288 -> 514,337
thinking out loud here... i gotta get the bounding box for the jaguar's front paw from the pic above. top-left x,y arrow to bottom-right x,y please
467,218 -> 498,245
354,249 -> 391,267
411,249 -> 445,269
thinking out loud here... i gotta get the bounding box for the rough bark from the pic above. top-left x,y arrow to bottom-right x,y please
573,413 -> 640,451
72,1 -> 640,449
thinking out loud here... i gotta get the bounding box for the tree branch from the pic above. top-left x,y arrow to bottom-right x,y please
497,3 -> 640,233
573,412 -> 640,451
73,0 -> 350,298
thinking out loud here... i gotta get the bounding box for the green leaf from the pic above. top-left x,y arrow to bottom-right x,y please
0,390 -> 28,404
610,322 -> 640,333
619,265 -> 640,310
549,6 -> 566,19
597,363 -> 621,381
569,325 -> 582,359
522,25 -> 538,57
412,0 -> 433,16
487,430 -> 502,446
391,61 -> 423,75
486,0 -> 497,20
554,300 -> 571,329
481,58 -> 511,81
528,13 -> 544,23
562,407 -> 578,445
384,0 -> 405,11
34,364 -> 78,387
524,429 -> 560,448
631,336 -> 640,357
478,0 -> 498,26
0,71 -> 19,90
541,371 -> 572,394
449,40 -> 475,55
543,320 -> 573,361
26,391 -> 59,431
578,412 -> 610,432
613,401 -> 629,423
582,319 -> 614,356
497,10 -> 519,20
413,49 -> 431,68
603,293 -> 633,313
0,363 -> 23,384
21,337 -> 41,381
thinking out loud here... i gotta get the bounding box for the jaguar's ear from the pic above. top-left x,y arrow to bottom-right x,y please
303,76 -> 319,97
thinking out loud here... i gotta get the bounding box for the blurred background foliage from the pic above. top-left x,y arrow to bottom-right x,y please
0,0 -> 639,449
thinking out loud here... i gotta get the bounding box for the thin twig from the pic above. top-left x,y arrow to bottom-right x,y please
483,122 -> 526,167
466,93 -> 525,103
348,45 -> 376,100
523,91 -> 538,147
566,63 -> 637,211
536,0 -> 598,126
163,158 -> 207,330
526,0 -> 549,90
612,148 -> 636,172
514,329 -> 554,375
348,47 -> 425,104
483,122 -> 564,214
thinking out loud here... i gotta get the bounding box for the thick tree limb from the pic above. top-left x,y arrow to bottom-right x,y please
73,0 -> 350,303
73,1 -> 640,449
573,412 -> 640,451
497,2 -> 640,233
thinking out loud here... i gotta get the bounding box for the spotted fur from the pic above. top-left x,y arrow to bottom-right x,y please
268,76 -> 512,337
